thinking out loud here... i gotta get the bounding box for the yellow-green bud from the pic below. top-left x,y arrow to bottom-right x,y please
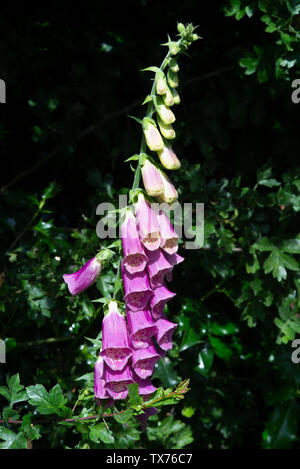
167,69 -> 179,88
169,58 -> 179,73
142,117 -> 164,152
163,86 -> 174,107
171,88 -> 181,105
169,41 -> 179,56
177,23 -> 185,34
155,97 -> 175,125
157,116 -> 176,140
156,71 -> 168,95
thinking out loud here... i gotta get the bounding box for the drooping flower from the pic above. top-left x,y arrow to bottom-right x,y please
121,210 -> 148,274
134,192 -> 161,251
100,300 -> 132,371
126,308 -> 157,349
164,251 -> 185,282
157,145 -> 181,170
150,285 -> 176,320
122,264 -> 153,312
136,407 -> 158,431
157,116 -> 176,140
131,370 -> 157,395
104,365 -> 134,400
164,251 -> 184,267
94,356 -> 109,400
146,248 -> 173,289
141,159 -> 164,198
142,117 -> 164,152
131,342 -> 160,379
155,316 -> 177,351
156,209 -> 178,255
63,256 -> 101,295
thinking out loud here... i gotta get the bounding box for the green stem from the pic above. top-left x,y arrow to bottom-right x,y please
131,39 -> 184,191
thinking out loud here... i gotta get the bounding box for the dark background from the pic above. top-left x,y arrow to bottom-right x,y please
1,0 -> 300,449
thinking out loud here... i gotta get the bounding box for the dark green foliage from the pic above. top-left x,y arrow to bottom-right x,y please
1,0 -> 300,449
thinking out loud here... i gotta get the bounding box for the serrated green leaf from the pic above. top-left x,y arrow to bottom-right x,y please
0,427 -> 27,449
89,422 -> 115,444
26,383 -> 67,415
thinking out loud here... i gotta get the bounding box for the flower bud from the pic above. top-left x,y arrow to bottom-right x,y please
167,69 -> 179,88
141,159 -> 164,197
169,58 -> 179,73
171,88 -> 181,105
157,145 -> 181,170
157,116 -> 176,140
156,71 -> 168,96
169,41 -> 179,56
159,170 -> 178,204
142,117 -> 164,152
155,97 -> 175,125
162,86 -> 174,107
177,23 -> 185,34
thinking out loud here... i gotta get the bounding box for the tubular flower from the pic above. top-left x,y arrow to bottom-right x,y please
156,210 -> 178,255
157,145 -> 181,171
164,251 -> 185,282
141,159 -> 164,197
122,264 -> 153,312
63,256 -> 101,295
157,116 -> 176,140
155,97 -> 175,125
142,117 -> 164,152
131,342 -> 160,379
100,300 -> 132,371
104,365 -> 134,400
155,316 -> 177,351
94,356 -> 109,400
121,210 -> 148,274
131,370 -> 157,395
137,407 -> 159,431
134,192 -> 161,251
150,285 -> 176,320
126,308 -> 157,349
146,248 -> 173,289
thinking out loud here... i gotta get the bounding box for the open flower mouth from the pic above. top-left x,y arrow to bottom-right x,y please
126,291 -> 152,311
102,347 -> 131,370
124,253 -> 147,274
133,358 -> 158,378
131,327 -> 157,349
143,232 -> 161,250
162,238 -> 178,255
